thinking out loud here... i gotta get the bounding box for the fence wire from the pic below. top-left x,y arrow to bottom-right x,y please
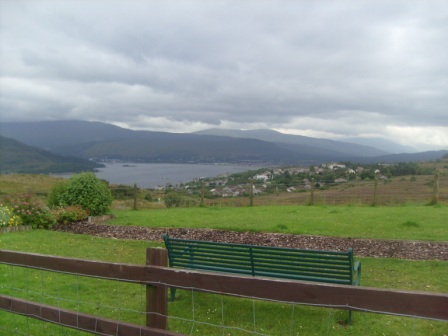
1,261 -> 447,336
108,174 -> 448,209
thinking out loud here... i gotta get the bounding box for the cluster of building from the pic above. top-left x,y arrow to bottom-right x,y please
180,163 -> 385,197
183,163 -> 386,198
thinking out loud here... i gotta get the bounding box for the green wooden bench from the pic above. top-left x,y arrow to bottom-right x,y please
163,234 -> 361,323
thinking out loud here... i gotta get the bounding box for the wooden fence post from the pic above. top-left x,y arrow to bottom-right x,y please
431,171 -> 440,205
146,248 -> 168,330
373,178 -> 378,206
200,180 -> 205,207
249,178 -> 254,207
309,178 -> 315,205
133,184 -> 138,210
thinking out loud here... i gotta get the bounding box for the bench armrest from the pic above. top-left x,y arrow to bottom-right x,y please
353,260 -> 361,286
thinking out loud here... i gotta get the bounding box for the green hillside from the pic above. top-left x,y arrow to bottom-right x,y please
0,135 -> 103,174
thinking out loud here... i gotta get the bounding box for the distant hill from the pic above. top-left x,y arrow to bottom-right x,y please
361,150 -> 448,164
0,120 -> 446,165
194,128 -> 390,157
0,135 -> 104,174
0,120 -> 137,150
339,137 -> 416,154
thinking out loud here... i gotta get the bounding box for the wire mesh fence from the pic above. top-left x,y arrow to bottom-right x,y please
2,173 -> 445,210
1,250 -> 447,336
0,265 -> 146,335
109,174 -> 448,209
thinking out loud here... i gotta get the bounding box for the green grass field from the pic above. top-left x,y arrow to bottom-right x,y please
1,205 -> 447,335
1,231 -> 447,335
110,205 -> 448,241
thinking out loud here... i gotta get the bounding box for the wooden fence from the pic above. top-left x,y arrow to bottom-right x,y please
1,249 -> 447,335
108,173 -> 448,209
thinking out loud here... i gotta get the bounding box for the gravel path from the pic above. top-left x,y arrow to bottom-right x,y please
52,222 -> 448,261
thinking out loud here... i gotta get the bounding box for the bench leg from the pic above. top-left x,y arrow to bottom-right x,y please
348,310 -> 353,325
170,288 -> 177,302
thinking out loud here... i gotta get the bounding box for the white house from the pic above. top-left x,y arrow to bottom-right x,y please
254,174 -> 270,182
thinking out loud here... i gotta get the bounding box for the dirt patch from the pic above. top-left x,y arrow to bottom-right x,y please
52,222 -> 448,261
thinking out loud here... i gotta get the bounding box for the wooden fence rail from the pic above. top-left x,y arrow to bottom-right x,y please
0,295 -> 181,336
1,249 -> 447,335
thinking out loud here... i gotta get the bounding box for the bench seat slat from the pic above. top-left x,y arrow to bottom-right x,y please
172,258 -> 252,270
167,238 -> 348,255
172,262 -> 351,281
169,254 -> 252,267
253,256 -> 350,266
168,244 -> 350,259
254,264 -> 351,275
254,260 -> 351,271
168,242 -> 349,258
171,256 -> 352,276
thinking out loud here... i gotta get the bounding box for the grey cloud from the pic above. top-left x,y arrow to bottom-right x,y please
1,0 -> 447,149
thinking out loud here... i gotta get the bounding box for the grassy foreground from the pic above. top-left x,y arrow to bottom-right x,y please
1,211 -> 447,335
110,205 -> 448,241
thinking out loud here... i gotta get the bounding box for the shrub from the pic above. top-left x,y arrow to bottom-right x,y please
47,181 -> 69,208
164,191 -> 200,208
0,206 -> 22,227
51,205 -> 89,224
32,211 -> 57,229
49,172 -> 112,216
164,191 -> 181,208
110,185 -> 135,200
1,194 -> 56,229
144,192 -> 153,201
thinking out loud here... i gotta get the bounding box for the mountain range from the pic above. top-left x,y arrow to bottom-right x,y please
0,135 -> 103,174
0,120 -> 447,173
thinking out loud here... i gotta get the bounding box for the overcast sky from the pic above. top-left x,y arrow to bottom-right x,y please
1,0 -> 447,151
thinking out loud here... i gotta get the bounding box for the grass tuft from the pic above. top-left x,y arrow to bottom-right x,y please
274,223 -> 288,231
401,220 -> 420,228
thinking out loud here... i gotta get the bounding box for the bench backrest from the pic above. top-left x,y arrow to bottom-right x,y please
163,234 -> 355,285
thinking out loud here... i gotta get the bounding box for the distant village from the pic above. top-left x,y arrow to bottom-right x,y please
172,162 -> 394,198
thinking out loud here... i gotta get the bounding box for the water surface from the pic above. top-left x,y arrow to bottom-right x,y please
89,163 -> 263,188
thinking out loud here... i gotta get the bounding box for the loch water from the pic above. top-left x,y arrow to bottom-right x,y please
85,163 -> 264,188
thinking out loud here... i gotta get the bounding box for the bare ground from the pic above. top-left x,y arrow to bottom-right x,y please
52,222 -> 448,261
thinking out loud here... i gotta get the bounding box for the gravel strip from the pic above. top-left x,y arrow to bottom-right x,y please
52,222 -> 448,261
